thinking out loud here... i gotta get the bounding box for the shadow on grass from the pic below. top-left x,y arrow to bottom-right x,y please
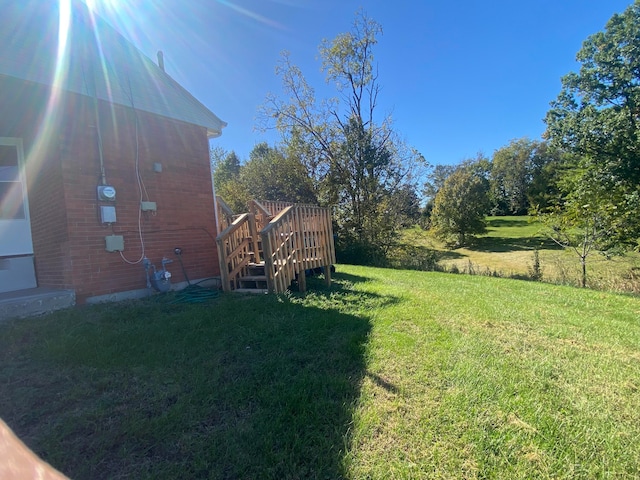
436,250 -> 467,261
486,218 -> 531,228
467,235 -> 562,253
0,273 -> 390,480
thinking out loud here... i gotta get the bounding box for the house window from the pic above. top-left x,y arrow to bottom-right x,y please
0,144 -> 25,220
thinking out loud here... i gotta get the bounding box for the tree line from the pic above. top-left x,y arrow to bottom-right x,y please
429,0 -> 640,289
213,2 -> 640,267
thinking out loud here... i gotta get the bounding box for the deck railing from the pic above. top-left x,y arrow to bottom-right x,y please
261,206 -> 298,294
216,198 -> 336,294
296,205 -> 336,272
215,196 -> 236,233
261,204 -> 336,293
216,213 -> 255,292
248,199 -> 273,232
259,200 -> 294,217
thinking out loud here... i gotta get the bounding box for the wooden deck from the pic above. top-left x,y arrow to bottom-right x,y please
216,198 -> 336,294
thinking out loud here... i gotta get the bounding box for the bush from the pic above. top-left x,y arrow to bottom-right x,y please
387,245 -> 439,271
336,239 -> 387,267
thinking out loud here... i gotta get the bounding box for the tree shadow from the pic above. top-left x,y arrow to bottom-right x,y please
467,235 -> 562,253
486,218 -> 531,228
0,272 -> 389,479
437,250 -> 468,261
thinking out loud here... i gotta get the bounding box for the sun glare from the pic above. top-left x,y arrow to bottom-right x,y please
85,0 -> 121,13
216,0 -> 284,29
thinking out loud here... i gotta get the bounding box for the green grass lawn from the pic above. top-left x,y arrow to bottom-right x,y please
1,267 -> 639,479
399,216 -> 640,293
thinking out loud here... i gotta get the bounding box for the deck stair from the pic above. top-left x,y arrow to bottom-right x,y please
235,262 -> 268,293
215,198 -> 335,294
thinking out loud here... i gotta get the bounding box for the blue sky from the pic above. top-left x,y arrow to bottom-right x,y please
88,0 -> 633,166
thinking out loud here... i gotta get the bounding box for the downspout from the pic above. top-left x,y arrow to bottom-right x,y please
85,33 -> 107,185
93,94 -> 107,185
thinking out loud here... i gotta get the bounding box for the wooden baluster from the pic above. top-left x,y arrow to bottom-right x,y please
248,213 -> 260,264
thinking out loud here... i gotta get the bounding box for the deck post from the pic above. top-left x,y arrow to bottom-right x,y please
216,237 -> 231,292
262,230 -> 275,293
248,213 -> 260,263
324,264 -> 331,287
298,259 -> 307,293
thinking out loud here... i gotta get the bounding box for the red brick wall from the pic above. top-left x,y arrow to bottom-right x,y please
58,93 -> 220,302
2,78 -> 221,301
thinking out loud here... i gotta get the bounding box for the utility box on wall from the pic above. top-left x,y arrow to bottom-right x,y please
100,205 -> 117,224
140,201 -> 157,212
105,235 -> 124,252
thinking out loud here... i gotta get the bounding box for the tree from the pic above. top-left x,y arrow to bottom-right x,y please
525,142 -> 567,211
430,163 -> 491,247
545,2 -> 640,249
534,171 -> 612,288
212,150 -> 241,192
260,11 -> 425,262
388,183 -> 421,229
489,138 -> 563,216
210,149 -> 249,213
423,164 -> 456,201
241,143 -> 317,204
490,138 -> 536,215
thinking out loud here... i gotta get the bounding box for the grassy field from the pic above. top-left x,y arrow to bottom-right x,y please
397,216 -> 640,293
1,267 -> 639,479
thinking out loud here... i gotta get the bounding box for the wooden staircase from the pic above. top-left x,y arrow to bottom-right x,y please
234,262 -> 268,293
215,198 -> 336,294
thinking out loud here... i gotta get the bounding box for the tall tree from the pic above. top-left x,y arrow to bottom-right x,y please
545,1 -> 640,249
260,11 -> 424,261
212,150 -> 241,193
489,138 -> 561,215
490,138 -> 536,215
423,164 -> 457,201
525,142 -> 567,211
211,148 -> 249,213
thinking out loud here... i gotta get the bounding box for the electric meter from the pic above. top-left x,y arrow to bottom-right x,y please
97,185 -> 116,201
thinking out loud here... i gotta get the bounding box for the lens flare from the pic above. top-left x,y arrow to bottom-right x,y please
216,0 -> 284,29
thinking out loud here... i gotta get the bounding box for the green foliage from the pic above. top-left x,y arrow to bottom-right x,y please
528,248 -> 543,281
545,2 -> 640,249
210,148 -> 249,212
430,163 -> 491,247
423,164 -> 457,200
388,184 -> 421,228
261,11 -> 425,263
534,192 -> 613,288
485,138 -> 565,215
491,139 -> 531,215
211,149 -> 241,192
216,178 -> 250,213
525,143 -> 569,211
241,143 -> 317,204
210,144 -> 318,212
386,243 -> 439,271
335,238 -> 387,267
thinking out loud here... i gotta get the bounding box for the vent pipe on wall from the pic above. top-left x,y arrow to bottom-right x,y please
157,51 -> 165,72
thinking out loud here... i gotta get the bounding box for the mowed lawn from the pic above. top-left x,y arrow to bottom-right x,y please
1,266 -> 639,479
403,216 -> 640,291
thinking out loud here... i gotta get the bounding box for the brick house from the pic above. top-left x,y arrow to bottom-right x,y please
0,1 -> 226,307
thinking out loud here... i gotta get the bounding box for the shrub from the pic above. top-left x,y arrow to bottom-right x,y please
528,249 -> 543,281
387,245 -> 439,271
